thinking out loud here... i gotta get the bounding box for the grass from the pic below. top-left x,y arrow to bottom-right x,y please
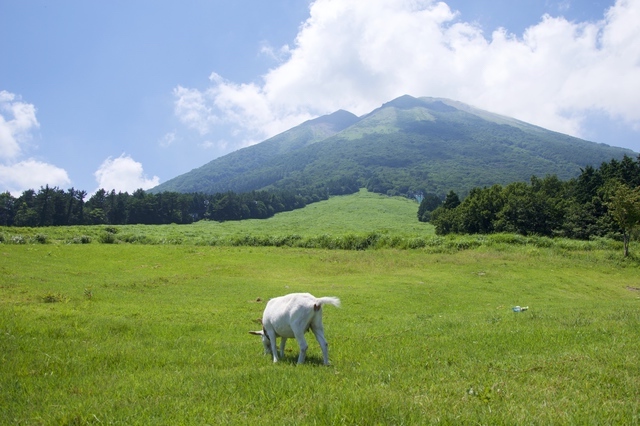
1,190 -> 640,423
1,242 -> 640,424
0,189 -> 433,248
0,189 -> 627,253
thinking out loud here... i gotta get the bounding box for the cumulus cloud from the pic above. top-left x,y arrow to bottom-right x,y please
0,91 -> 74,195
173,0 -> 640,147
173,85 -> 217,135
0,90 -> 40,160
0,160 -> 71,196
94,154 -> 160,193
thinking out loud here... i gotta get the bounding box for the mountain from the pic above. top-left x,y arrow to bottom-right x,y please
149,95 -> 636,197
150,109 -> 359,194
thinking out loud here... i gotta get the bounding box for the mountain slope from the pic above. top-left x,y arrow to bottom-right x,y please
150,95 -> 635,196
151,109 -> 360,194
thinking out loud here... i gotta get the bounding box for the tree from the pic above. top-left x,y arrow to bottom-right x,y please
494,182 -> 540,235
35,185 -> 55,226
606,182 -> 640,257
417,193 -> 442,222
443,190 -> 461,209
573,165 -> 603,204
430,205 -> 461,235
14,189 -> 38,227
495,178 -> 566,236
67,188 -> 86,225
0,192 -> 15,226
456,185 -> 504,234
563,197 -> 611,239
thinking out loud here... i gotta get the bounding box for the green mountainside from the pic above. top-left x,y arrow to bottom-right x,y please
150,95 -> 635,197
151,109 -> 359,194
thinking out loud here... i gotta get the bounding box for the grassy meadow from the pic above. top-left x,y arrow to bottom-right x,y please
2,190 -> 640,424
0,190 -> 433,248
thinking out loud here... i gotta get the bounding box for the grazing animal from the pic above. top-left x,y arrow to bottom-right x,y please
249,292 -> 340,365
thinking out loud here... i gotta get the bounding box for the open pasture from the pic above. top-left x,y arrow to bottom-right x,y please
2,242 -> 640,424
0,190 -> 434,248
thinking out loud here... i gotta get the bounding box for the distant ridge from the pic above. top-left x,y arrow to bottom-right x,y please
149,95 -> 635,196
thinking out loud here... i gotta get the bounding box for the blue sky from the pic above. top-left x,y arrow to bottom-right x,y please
1,0 -> 639,195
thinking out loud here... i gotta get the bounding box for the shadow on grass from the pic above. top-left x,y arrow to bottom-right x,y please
271,353 -> 329,366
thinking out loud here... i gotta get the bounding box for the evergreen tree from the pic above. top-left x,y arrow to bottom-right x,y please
0,192 -> 15,226
443,190 -> 461,209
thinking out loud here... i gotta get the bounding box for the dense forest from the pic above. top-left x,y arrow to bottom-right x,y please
0,185 -> 346,227
420,155 -> 640,254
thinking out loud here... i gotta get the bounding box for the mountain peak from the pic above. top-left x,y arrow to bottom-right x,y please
304,109 -> 360,131
375,95 -> 459,115
380,94 -> 423,110
149,95 -> 635,196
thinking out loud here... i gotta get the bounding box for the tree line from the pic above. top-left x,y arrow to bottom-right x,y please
419,155 -> 640,256
0,186 -> 330,227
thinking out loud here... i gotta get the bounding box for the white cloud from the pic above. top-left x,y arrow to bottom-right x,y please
173,86 -> 217,135
259,41 -> 292,62
0,90 -> 40,160
159,132 -> 177,147
0,160 -> 71,196
173,0 -> 640,148
0,91 -> 74,195
94,154 -> 160,193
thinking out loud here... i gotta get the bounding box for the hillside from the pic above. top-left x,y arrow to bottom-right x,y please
0,189 -> 432,244
150,109 -> 359,194
149,95 -> 635,197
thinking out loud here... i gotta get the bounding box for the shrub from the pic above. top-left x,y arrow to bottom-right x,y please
228,234 -> 268,247
100,232 -> 117,244
275,234 -> 302,247
407,238 -> 426,249
11,235 -> 26,244
488,233 -> 528,246
338,234 -> 371,250
313,234 -> 338,250
33,234 -> 48,244
385,235 -> 405,249
69,235 -> 92,244
528,235 -> 554,248
424,236 -> 445,247
118,233 -> 156,244
588,236 -> 621,251
205,237 -> 221,246
447,235 -> 485,251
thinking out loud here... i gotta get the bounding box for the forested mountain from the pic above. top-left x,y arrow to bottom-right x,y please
149,95 -> 635,197
149,109 -> 360,194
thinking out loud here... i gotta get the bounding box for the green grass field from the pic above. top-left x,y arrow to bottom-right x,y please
2,191 -> 640,424
0,189 -> 433,247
